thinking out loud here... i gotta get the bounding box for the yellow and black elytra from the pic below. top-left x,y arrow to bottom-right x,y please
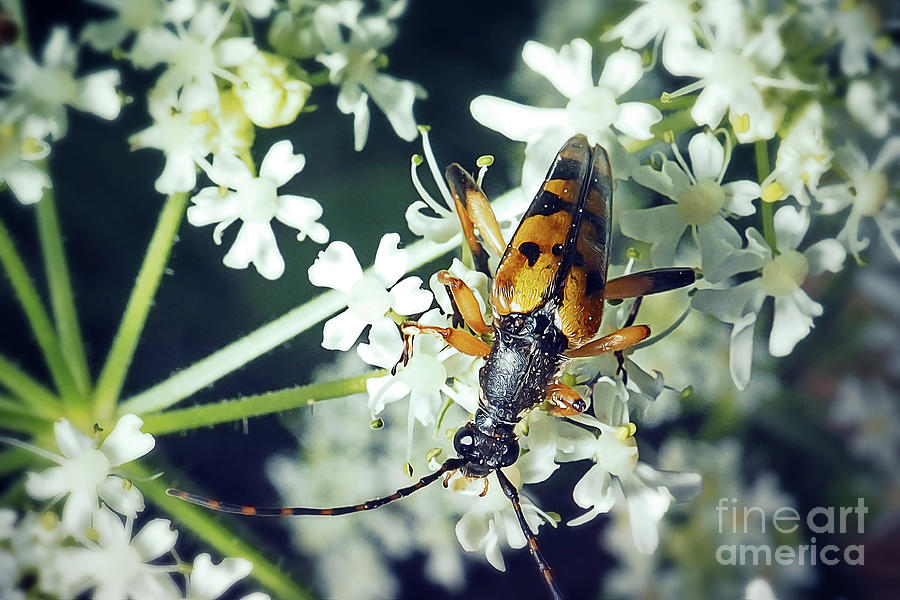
167,135 -> 697,600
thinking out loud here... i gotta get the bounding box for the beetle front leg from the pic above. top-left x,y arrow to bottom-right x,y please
400,321 -> 492,360
436,270 -> 491,334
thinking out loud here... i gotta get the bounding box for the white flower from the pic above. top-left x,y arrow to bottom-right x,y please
184,553 -> 267,600
364,308 -> 481,429
313,0 -> 424,150
129,89 -> 214,193
0,27 -> 121,139
233,51 -> 311,128
470,39 -> 661,193
558,378 -> 700,552
846,79 -> 898,138
0,121 -> 51,205
131,1 -> 256,110
56,506 -> 179,599
187,140 -> 327,279
308,232 -> 432,351
817,138 -> 900,262
81,0 -> 193,51
762,102 -> 833,206
24,415 -> 154,535
601,0 -> 697,61
236,0 -> 275,20
692,206 -> 846,390
663,14 -> 811,143
452,467 -> 553,571
833,2 -> 900,76
620,131 -> 760,281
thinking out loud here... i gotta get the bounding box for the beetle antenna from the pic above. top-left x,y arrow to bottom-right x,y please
495,469 -> 566,600
167,457 -> 465,517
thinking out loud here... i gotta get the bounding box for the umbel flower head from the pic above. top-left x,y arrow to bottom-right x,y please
187,140 -> 328,279
24,415 -> 154,535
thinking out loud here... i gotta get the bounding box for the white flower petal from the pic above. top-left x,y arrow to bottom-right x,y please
372,232 -> 407,286
356,318 -> 402,369
3,160 -> 52,204
364,72 -> 422,143
687,132 -> 725,181
621,475 -> 672,554
730,311 -> 758,391
190,554 -> 253,600
215,38 -> 257,67
54,418 -> 92,459
389,276 -> 433,316
804,239 -> 846,275
773,205 -> 809,252
223,223 -> 285,280
62,490 -> 96,536
321,309 -> 368,351
721,180 -> 760,216
100,414 -> 154,466
691,83 -> 730,129
619,205 -> 685,267
98,475 -> 145,518
521,39 -> 593,99
470,95 -> 568,142
769,289 -> 822,357
132,519 -> 177,562
308,241 -> 362,292
598,48 -> 644,97
25,466 -> 67,499
275,195 -> 327,243
613,102 -> 662,140
259,141 -> 305,187
569,463 -> 616,526
73,70 -> 121,120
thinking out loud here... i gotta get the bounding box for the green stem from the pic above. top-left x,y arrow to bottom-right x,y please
119,234 -> 463,416
36,180 -> 91,397
625,108 -> 697,154
0,447 -> 35,477
754,140 -> 778,255
0,352 -> 61,414
0,399 -> 52,435
140,371 -> 382,435
94,192 -> 188,420
135,460 -> 314,600
0,215 -> 77,400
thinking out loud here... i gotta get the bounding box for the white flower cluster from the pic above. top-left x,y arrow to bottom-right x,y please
293,0 -> 898,586
2,0 -> 423,279
1,415 -> 267,599
473,0 -> 899,390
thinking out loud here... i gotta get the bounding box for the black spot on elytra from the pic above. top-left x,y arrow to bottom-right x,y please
518,242 -> 541,267
552,244 -> 565,256
534,190 -> 567,216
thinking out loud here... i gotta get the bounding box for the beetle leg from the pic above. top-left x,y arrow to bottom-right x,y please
545,382 -> 587,416
400,321 -> 492,358
445,164 -> 506,276
436,270 -> 492,335
605,267 -> 696,300
564,325 -> 650,359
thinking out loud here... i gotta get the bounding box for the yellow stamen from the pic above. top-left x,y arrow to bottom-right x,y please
762,181 -> 785,203
615,422 -> 637,440
730,113 -> 751,134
